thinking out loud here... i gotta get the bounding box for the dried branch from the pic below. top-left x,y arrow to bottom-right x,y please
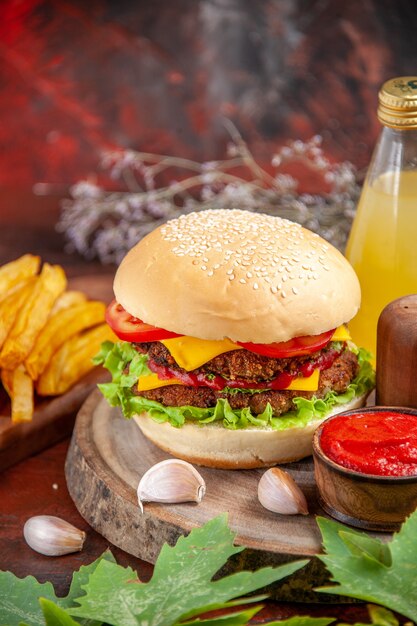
57,125 -> 360,264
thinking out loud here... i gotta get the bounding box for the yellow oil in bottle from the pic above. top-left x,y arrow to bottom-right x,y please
346,169 -> 417,357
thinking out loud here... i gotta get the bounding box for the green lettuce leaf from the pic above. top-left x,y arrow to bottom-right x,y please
95,342 -> 375,432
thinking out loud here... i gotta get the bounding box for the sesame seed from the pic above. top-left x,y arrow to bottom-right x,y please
239,278 -> 246,284
201,265 -> 207,271
292,286 -> 299,295
281,290 -> 287,298
253,282 -> 259,290
271,286 -> 278,294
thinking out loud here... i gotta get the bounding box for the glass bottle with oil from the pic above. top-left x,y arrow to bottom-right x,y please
345,76 -> 417,358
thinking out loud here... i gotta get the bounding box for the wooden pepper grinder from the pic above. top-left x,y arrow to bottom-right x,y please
376,294 -> 417,407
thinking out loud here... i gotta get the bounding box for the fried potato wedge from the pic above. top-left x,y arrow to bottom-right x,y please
37,323 -> 117,396
0,263 -> 67,369
0,254 -> 40,301
50,290 -> 87,316
25,301 -> 106,380
0,278 -> 37,349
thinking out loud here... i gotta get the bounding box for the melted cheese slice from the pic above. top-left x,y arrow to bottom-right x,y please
138,373 -> 184,392
331,325 -> 351,342
161,336 -> 241,371
286,368 -> 319,391
137,368 -> 319,392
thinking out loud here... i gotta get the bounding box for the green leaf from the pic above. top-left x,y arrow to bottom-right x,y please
40,599 -> 83,626
339,531 -> 392,567
316,511 -> 417,621
265,618 -> 336,626
63,550 -> 116,610
70,514 -> 307,626
338,604 -> 400,626
368,604 -> 398,626
0,572 -> 59,626
70,559 -> 139,625
367,605 -> 400,626
178,605 -> 262,625
178,596 -> 268,622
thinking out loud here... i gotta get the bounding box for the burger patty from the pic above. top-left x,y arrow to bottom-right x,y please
136,342 -> 313,381
135,349 -> 359,417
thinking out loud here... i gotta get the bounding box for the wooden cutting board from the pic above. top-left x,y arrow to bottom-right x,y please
0,274 -> 113,472
66,389 -> 386,602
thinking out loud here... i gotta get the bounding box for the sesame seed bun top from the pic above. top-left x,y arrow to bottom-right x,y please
113,209 -> 361,343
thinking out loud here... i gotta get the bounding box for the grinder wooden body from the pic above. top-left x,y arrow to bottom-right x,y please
376,294 -> 417,407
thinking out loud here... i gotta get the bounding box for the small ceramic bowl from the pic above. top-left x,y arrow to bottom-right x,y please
313,406 -> 417,531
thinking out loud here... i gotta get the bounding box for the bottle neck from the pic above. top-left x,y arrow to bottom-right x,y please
367,126 -> 417,186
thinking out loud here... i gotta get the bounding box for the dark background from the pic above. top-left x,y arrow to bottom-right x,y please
0,4 -> 416,619
1,0 -> 417,189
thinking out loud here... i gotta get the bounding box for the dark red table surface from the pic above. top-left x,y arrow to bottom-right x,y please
0,189 -> 377,623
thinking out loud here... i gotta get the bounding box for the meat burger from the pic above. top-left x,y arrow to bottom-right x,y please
96,209 -> 374,468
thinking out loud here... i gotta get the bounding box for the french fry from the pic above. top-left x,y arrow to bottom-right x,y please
0,365 -> 33,422
37,324 -> 117,396
10,364 -> 34,422
0,263 -> 67,369
0,277 -> 37,349
0,254 -> 40,299
25,301 -> 106,380
50,290 -> 87,316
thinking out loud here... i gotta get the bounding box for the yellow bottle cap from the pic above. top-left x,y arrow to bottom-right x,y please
378,77 -> 417,129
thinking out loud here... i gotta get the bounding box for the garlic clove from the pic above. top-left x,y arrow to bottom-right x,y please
137,459 -> 206,513
23,515 -> 86,556
258,467 -> 309,516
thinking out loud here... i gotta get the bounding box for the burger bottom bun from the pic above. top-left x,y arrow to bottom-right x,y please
133,393 -> 369,469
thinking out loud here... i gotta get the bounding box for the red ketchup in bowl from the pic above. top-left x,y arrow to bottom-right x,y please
320,410 -> 417,477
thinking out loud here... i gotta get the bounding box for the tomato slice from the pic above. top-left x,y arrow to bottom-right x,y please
236,329 -> 336,358
105,300 -> 183,342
